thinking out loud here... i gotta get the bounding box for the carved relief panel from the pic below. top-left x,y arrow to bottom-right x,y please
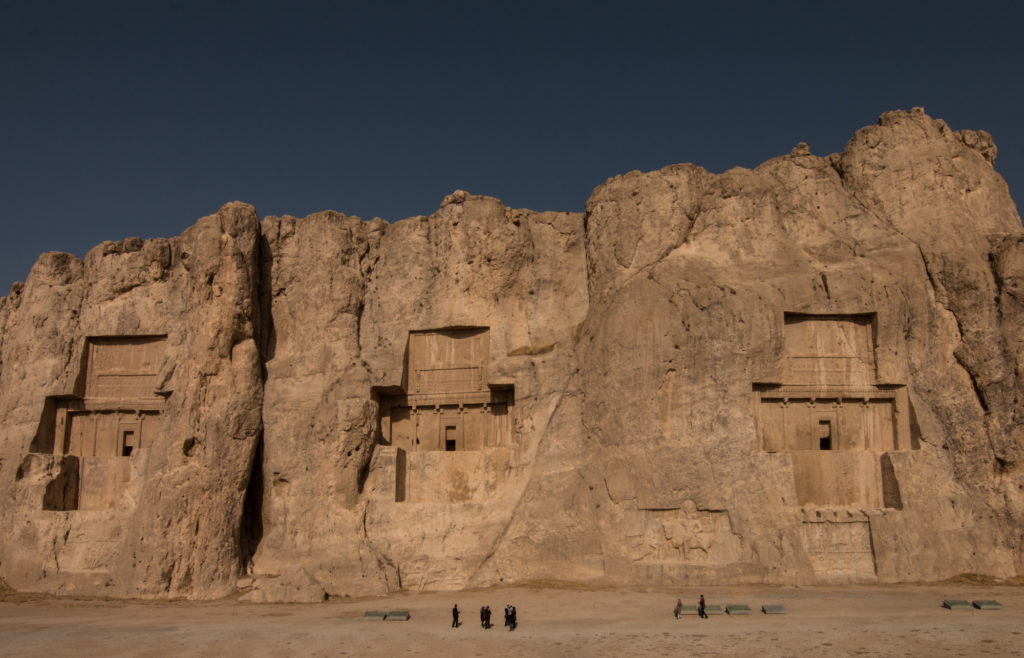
407,328 -> 489,394
782,314 -> 874,387
84,336 -> 166,400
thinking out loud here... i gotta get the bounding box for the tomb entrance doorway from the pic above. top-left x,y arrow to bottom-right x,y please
442,416 -> 461,451
816,417 -> 834,450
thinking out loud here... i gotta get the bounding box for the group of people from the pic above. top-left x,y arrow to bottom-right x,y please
503,604 -> 518,630
673,595 -> 709,619
450,604 -> 517,630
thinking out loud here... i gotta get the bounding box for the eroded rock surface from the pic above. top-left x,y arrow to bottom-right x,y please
1,109 -> 1022,599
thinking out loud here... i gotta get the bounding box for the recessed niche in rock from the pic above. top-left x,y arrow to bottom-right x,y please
800,509 -> 877,580
31,335 -> 168,510
376,328 -> 514,453
753,314 -> 910,508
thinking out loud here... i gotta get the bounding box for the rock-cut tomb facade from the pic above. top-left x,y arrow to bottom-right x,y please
0,108 -> 1022,600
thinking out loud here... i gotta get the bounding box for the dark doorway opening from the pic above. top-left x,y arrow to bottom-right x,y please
818,420 -> 833,450
121,430 -> 136,457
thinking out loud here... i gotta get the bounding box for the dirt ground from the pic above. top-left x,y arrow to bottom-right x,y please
1,583 -> 1021,657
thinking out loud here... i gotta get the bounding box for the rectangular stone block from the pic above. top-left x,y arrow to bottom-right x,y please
704,604 -> 723,615
762,604 -> 787,614
386,611 -> 411,620
726,604 -> 751,614
942,600 -> 971,610
972,600 -> 1002,610
363,610 -> 387,620
676,605 -> 699,616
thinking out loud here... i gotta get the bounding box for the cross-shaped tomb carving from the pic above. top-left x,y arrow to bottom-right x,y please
376,328 -> 514,452
753,314 -> 911,508
30,335 -> 168,510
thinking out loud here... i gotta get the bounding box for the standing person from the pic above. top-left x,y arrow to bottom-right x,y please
484,605 -> 492,629
674,598 -> 684,619
698,594 -> 707,619
510,605 -> 517,631
504,604 -> 511,629
452,604 -> 460,628
480,606 -> 487,628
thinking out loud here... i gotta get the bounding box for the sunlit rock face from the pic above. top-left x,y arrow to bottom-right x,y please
1,109 -> 1021,600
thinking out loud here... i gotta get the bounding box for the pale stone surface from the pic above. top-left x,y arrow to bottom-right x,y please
0,204 -> 263,598
0,109 -> 1022,599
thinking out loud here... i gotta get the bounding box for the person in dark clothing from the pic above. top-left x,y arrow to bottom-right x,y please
480,606 -> 487,628
452,604 -> 460,628
509,605 -> 517,631
504,604 -> 511,629
484,605 -> 492,629
698,594 -> 707,619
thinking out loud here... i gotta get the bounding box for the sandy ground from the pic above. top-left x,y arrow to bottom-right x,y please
1,583 -> 1021,657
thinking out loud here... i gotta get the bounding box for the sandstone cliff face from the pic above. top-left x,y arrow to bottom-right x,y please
253,195 -> 587,599
0,205 -> 263,598
480,109 -> 1024,587
0,109 -> 1021,599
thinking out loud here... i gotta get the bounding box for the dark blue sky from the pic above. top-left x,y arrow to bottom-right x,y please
2,1 -> 1022,292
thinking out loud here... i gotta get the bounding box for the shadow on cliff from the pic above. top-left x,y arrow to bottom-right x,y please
236,231 -> 275,572
257,232 -> 276,363
239,431 -> 264,571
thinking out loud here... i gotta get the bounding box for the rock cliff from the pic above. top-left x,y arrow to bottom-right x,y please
1,109 -> 1021,599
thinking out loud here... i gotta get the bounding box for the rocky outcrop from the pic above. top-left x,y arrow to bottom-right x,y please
0,109 -> 1021,599
0,204 -> 263,598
